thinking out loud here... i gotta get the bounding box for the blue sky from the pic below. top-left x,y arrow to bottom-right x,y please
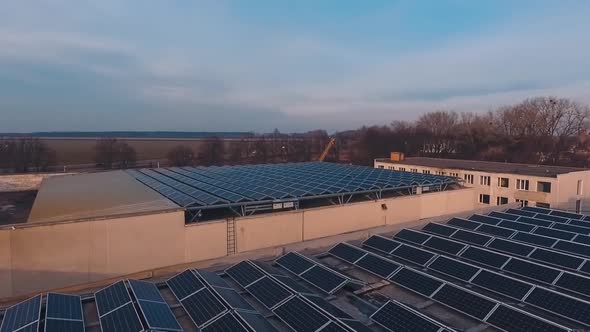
2,1 -> 590,133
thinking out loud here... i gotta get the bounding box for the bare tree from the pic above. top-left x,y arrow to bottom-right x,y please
95,138 -> 136,169
0,137 -> 56,173
167,145 -> 194,167
200,137 -> 225,166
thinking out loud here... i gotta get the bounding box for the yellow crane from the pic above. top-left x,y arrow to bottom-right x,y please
318,137 -> 336,162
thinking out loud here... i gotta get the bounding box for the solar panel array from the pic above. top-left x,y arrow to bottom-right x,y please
127,162 -> 456,209
0,295 -> 41,332
128,279 -> 182,331
94,281 -> 143,332
329,241 -> 572,332
166,268 -> 277,331
276,252 -> 362,294
225,260 -> 371,331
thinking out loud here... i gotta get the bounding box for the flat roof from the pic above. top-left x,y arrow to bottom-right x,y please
27,170 -> 180,224
127,162 -> 457,210
376,157 -> 587,178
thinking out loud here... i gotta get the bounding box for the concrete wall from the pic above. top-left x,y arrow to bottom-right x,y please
0,188 -> 474,299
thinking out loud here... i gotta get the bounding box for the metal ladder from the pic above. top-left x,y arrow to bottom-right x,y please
227,219 -> 236,255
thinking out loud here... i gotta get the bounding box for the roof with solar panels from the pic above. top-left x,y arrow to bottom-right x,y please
26,162 -> 458,224
4,205 -> 590,331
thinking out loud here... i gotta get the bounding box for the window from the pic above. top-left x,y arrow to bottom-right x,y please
423,170 -> 431,174
388,166 -> 394,170
450,172 -> 459,177
516,179 -> 529,190
480,176 -> 491,186
576,199 -> 582,213
411,168 -> 418,173
464,174 -> 474,184
516,199 -> 528,207
378,165 -> 384,169
479,194 -> 490,204
498,177 -> 509,188
399,167 -> 406,172
496,196 -> 508,205
536,202 -> 550,208
578,180 -> 584,195
537,181 -> 551,193
436,171 -> 446,175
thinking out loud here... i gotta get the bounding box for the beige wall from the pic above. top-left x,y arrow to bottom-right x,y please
374,160 -> 590,211
0,188 -> 475,299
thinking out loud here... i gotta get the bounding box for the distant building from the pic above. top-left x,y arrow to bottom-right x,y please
375,155 -> 590,213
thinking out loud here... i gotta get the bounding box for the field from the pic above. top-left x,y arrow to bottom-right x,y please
42,138 -> 224,165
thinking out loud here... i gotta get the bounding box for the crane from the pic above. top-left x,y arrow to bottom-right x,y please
318,137 -> 336,162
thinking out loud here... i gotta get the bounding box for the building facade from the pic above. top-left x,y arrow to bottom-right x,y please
375,156 -> 590,213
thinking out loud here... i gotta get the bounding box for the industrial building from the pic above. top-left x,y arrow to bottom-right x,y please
3,204 -> 590,331
0,162 -> 474,302
375,155 -> 590,213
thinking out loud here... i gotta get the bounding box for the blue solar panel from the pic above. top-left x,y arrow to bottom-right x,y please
273,297 -> 330,332
0,295 -> 41,332
363,235 -> 401,253
432,285 -> 496,320
486,305 -> 569,332
94,281 -> 131,317
166,270 -> 205,301
235,311 -> 278,332
371,301 -> 442,332
525,288 -> 590,326
45,293 -> 84,332
129,279 -> 182,332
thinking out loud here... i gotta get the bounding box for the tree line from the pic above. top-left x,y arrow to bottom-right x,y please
348,96 -> 590,166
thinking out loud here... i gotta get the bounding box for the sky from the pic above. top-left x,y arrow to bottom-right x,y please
2,1 -> 590,133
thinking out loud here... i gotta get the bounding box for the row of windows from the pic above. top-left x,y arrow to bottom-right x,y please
376,164 -> 584,195
478,194 -> 550,208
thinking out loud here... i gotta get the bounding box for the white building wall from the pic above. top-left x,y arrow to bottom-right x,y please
375,160 -> 590,213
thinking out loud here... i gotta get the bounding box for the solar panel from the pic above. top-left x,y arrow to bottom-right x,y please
451,229 -> 492,246
274,275 -> 315,295
355,254 -> 400,278
211,286 -> 255,311
428,256 -> 479,281
225,261 -> 265,287
423,236 -> 466,255
534,227 -> 576,240
489,211 -> 520,221
534,213 -> 570,223
245,276 -> 292,309
371,301 -> 442,332
575,234 -> 590,245
235,311 -> 278,332
476,224 -> 516,238
522,206 -> 552,214
550,209 -> 584,220
181,288 -> 227,327
432,284 -> 496,320
302,295 -> 352,319
44,293 -> 84,332
276,252 -> 315,275
569,219 -> 590,229
128,279 -> 165,302
553,240 -> 590,258
471,270 -> 533,300
389,268 -> 444,297
553,223 -> 590,234
515,216 -> 553,228
497,220 -> 535,232
273,297 -> 330,332
166,270 -> 205,300
340,319 -> 374,332
394,229 -> 430,244
512,232 -> 557,247
460,247 -> 510,269
300,265 -> 348,294
505,208 -> 536,217
201,312 -> 249,332
136,300 -> 183,332
98,302 -> 143,332
95,281 -> 131,317
582,261 -> 590,273
485,305 -> 569,332
469,214 -> 501,225
486,238 -> 534,256
391,244 -> 436,266
316,322 -> 348,332
0,295 -> 42,332
529,248 -> 584,270
525,287 -> 590,326
503,259 -> 560,284
196,270 -> 231,289
555,272 -> 590,297
362,235 -> 401,253
422,223 -> 457,236
328,243 -> 366,263
447,217 -> 479,230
